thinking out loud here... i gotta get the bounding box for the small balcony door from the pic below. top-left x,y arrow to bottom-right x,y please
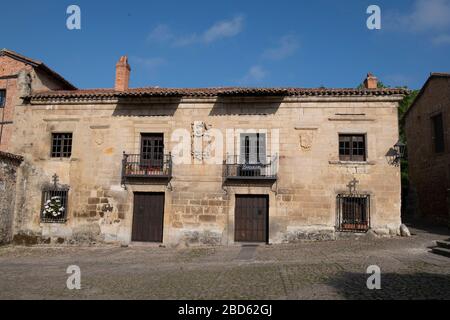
238,133 -> 266,177
141,133 -> 164,172
239,133 -> 266,164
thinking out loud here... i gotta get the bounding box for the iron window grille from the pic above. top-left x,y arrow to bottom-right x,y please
336,194 -> 370,232
431,113 -> 445,153
51,133 -> 73,158
0,90 -> 6,107
40,186 -> 69,223
339,134 -> 366,161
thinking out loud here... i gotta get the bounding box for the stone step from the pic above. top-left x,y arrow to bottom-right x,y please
431,247 -> 450,258
436,240 -> 450,249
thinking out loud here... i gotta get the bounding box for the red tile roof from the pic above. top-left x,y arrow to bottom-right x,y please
28,86 -> 409,100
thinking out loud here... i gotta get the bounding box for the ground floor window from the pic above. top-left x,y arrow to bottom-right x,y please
336,194 -> 370,232
41,187 -> 69,223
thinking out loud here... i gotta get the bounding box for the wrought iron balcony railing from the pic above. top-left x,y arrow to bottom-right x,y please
122,153 -> 172,182
224,154 -> 278,181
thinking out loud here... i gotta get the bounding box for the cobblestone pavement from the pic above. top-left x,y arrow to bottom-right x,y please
0,225 -> 449,300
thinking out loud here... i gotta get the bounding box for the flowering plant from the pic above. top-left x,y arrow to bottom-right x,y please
42,196 -> 65,218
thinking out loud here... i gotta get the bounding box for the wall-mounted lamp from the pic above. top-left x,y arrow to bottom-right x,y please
386,140 -> 406,166
394,140 -> 406,161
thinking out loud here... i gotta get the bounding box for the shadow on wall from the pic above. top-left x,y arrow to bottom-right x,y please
112,99 -> 181,117
209,97 -> 283,116
325,272 -> 450,299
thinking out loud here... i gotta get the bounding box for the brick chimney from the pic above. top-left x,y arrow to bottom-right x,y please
115,56 -> 131,91
363,73 -> 378,89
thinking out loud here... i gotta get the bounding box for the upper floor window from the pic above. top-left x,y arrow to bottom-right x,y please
339,134 -> 366,161
51,133 -> 73,158
0,90 -> 6,108
141,133 -> 164,167
240,133 -> 266,164
431,113 -> 445,153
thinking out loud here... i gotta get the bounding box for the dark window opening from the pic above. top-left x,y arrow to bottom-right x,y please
51,133 -> 72,158
339,134 -> 366,161
141,133 -> 164,168
432,113 -> 445,153
337,194 -> 370,232
0,90 -> 6,108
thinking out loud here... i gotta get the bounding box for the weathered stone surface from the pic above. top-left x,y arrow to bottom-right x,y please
373,228 -> 391,237
0,155 -> 22,245
404,75 -> 450,226
400,224 -> 411,237
283,228 -> 336,242
12,231 -> 39,246
71,223 -> 103,244
6,64 -> 404,246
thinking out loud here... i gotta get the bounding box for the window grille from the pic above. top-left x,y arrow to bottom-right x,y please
41,185 -> 69,223
336,194 -> 370,232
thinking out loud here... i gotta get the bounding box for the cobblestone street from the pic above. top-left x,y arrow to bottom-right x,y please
0,225 -> 449,300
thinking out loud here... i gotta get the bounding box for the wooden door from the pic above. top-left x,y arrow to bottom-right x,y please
132,193 -> 165,242
235,195 -> 268,242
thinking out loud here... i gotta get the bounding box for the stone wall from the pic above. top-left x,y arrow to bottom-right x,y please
0,54 -> 70,152
405,76 -> 450,225
0,152 -> 22,244
9,95 -> 403,245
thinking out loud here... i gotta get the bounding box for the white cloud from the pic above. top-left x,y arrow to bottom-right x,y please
147,24 -> 173,42
202,15 -> 244,43
262,35 -> 299,60
147,15 -> 244,47
432,33 -> 450,45
389,0 -> 450,31
239,65 -> 267,84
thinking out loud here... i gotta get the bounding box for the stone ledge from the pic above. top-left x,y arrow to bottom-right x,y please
328,160 -> 376,166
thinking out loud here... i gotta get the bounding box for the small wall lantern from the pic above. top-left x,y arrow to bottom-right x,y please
387,140 -> 406,166
394,140 -> 406,161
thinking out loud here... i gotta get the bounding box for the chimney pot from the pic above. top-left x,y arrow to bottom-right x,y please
115,56 -> 131,91
364,73 -> 378,89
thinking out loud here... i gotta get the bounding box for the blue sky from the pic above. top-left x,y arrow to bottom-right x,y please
1,0 -> 450,90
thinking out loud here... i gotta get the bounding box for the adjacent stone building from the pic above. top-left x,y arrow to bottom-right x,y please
6,55 -> 408,246
0,151 -> 23,244
404,73 -> 450,226
0,49 -> 76,152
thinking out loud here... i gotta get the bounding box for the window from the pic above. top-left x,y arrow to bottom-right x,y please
51,133 -> 73,158
339,134 -> 366,161
432,113 -> 445,153
337,194 -> 370,232
141,133 -> 164,167
41,188 -> 69,223
0,90 -> 6,108
240,133 -> 266,164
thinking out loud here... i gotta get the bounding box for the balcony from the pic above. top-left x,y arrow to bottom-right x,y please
224,154 -> 278,182
121,153 -> 172,184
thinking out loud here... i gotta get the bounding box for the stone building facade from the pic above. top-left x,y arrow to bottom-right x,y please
404,73 -> 450,226
7,56 -> 408,246
0,151 -> 23,244
0,49 -> 76,152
